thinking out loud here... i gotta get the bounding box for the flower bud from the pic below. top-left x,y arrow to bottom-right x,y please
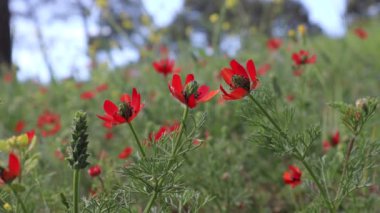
355,98 -> 369,115
88,165 -> 102,177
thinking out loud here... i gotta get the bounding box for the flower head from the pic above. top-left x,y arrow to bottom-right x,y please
283,165 -> 302,188
169,74 -> 218,108
88,165 -> 102,177
97,88 -> 143,126
354,28 -> 368,40
266,38 -> 282,51
149,121 -> 179,143
0,152 -> 21,184
14,120 -> 25,133
323,131 -> 340,151
220,59 -> 259,100
80,91 -> 96,100
153,58 -> 176,76
37,111 -> 61,137
292,50 -> 316,66
118,147 -> 133,159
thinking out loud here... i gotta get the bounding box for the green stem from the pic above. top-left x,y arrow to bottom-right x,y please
248,94 -> 287,137
143,107 -> 189,212
128,122 -> 146,158
248,94 -> 335,212
73,169 -> 80,213
144,190 -> 158,213
9,185 -> 27,213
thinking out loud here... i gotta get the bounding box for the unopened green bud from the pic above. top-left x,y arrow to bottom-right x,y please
68,111 -> 90,170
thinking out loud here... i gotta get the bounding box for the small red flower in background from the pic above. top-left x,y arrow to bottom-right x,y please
267,38 -> 282,51
97,88 -> 143,127
323,131 -> 340,152
283,165 -> 302,188
88,165 -> 102,177
220,59 -> 259,100
37,111 -> 61,137
286,95 -> 295,102
354,28 -> 368,40
95,84 -> 108,93
169,74 -> 218,108
26,130 -> 35,144
104,132 -> 113,140
14,120 -> 25,133
149,122 -> 179,142
80,91 -> 96,100
153,58 -> 176,76
292,50 -> 316,66
257,63 -> 271,76
0,152 -> 21,184
118,147 -> 133,159
292,69 -> 304,77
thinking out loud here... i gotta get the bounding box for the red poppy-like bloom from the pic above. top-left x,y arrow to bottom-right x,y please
169,74 -> 218,108
149,122 -> 179,142
0,152 -> 21,184
96,84 -> 108,93
26,130 -> 35,144
354,28 -> 368,40
80,91 -> 96,100
88,165 -> 102,177
266,38 -> 282,51
153,58 -> 176,76
257,63 -> 271,76
292,50 -> 317,66
37,111 -> 61,137
323,131 -> 340,151
14,120 -> 25,133
97,88 -> 143,127
283,165 -> 302,188
3,73 -> 13,83
220,59 -> 259,100
118,147 -> 133,159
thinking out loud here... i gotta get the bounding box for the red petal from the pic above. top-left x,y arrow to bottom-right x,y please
187,94 -> 197,108
8,152 -> 21,177
220,68 -> 234,87
221,87 -> 248,100
185,74 -> 194,85
120,94 -> 131,103
131,88 -> 141,112
246,59 -> 257,84
196,85 -> 209,100
230,59 -> 248,78
198,90 -> 219,103
104,100 -> 118,115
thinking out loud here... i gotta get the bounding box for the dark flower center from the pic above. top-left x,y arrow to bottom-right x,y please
119,103 -> 133,120
183,81 -> 199,100
232,75 -> 250,91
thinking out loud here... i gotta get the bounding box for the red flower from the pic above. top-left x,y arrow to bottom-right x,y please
37,111 -> 61,137
283,165 -> 302,188
95,84 -> 108,93
292,50 -> 316,65
323,131 -> 340,151
0,152 -> 21,184
80,91 -> 96,100
26,130 -> 35,144
153,58 -> 176,76
3,73 -> 13,83
88,165 -> 102,177
266,38 -> 282,51
169,74 -> 218,108
104,132 -> 113,140
354,28 -> 368,40
220,59 -> 259,100
149,122 -> 179,142
97,88 -> 143,126
14,120 -> 25,133
118,147 -> 133,159
257,63 -> 271,76
54,149 -> 65,161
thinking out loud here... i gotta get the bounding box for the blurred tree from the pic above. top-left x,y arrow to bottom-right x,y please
0,0 -> 11,67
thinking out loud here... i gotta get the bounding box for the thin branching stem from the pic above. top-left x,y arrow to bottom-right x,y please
248,93 -> 335,212
128,122 -> 146,158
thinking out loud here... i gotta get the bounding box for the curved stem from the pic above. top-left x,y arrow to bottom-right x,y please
73,169 -> 80,213
9,185 -> 27,213
128,122 -> 146,158
171,107 -> 189,157
248,94 -> 335,212
248,94 -> 287,137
